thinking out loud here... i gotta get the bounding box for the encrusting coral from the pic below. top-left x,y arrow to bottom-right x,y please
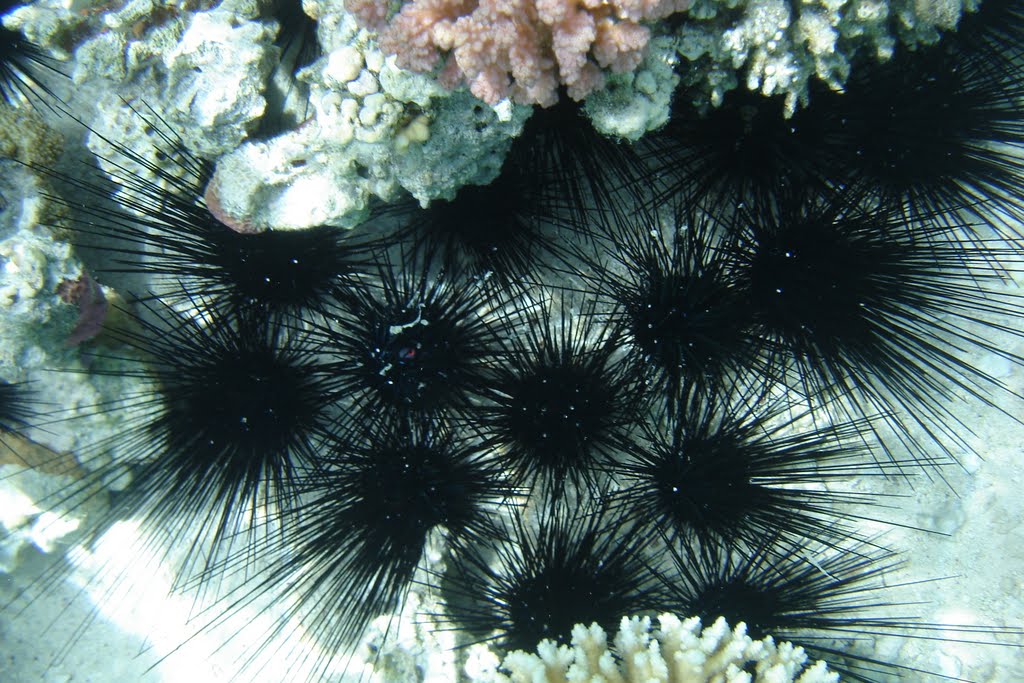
467,613 -> 837,683
345,0 -> 693,105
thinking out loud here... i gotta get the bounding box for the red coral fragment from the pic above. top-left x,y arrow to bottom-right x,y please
57,273 -> 109,347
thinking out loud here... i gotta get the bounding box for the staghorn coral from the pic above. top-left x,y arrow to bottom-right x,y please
466,613 -> 837,683
345,0 -> 693,106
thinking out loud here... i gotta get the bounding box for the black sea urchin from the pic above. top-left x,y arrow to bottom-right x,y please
37,106 -> 379,318
10,6 -> 1024,680
569,200 -> 763,403
317,255 -> 503,428
642,87 -> 840,216
380,163 -> 561,289
608,384 -> 900,552
509,99 -> 651,230
662,537 -> 1023,683
380,102 -> 649,289
474,294 -> 643,500
648,15 -> 1024,247
443,503 -> 663,653
200,415 -> 511,682
69,295 -> 339,579
817,35 -> 1024,243
724,183 -> 1024,468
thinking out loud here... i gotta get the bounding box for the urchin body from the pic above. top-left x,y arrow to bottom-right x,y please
475,297 -> 643,497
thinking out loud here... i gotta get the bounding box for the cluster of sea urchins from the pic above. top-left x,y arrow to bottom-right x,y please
3,0 -> 1024,681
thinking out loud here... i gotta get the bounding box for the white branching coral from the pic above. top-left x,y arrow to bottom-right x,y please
466,614 -> 838,683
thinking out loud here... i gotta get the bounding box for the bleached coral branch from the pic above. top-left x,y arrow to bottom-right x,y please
345,0 -> 693,106
466,614 -> 838,683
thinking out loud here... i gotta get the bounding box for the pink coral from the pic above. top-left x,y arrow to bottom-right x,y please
347,0 -> 691,106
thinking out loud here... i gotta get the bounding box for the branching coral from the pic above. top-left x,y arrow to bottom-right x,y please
345,0 -> 693,105
467,613 -> 837,682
